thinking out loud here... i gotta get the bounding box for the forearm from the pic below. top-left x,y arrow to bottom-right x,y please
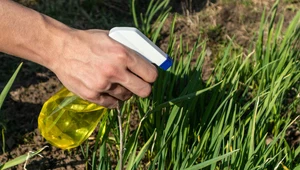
0,0 -> 72,70
0,1 -> 158,108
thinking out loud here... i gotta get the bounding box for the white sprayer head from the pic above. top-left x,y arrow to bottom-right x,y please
109,27 -> 172,70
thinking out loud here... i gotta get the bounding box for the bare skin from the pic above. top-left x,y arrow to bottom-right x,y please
0,0 -> 158,108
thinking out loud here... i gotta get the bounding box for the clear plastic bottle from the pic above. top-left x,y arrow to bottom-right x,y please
38,27 -> 172,150
38,87 -> 107,150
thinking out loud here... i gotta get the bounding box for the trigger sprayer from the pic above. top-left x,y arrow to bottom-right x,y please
38,27 -> 172,149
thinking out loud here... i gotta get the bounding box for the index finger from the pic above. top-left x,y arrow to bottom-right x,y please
126,48 -> 158,83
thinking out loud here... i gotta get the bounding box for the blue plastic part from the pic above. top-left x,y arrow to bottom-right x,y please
159,55 -> 173,70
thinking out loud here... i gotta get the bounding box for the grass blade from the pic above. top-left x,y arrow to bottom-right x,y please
184,150 -> 239,170
0,63 -> 22,110
0,146 -> 48,170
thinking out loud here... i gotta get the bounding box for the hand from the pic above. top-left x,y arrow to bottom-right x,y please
50,29 -> 158,108
0,1 -> 157,108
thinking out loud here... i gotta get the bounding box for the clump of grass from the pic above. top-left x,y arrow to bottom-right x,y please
84,0 -> 300,169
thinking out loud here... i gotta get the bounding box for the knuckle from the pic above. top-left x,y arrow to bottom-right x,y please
127,52 -> 139,67
95,80 -> 111,91
81,91 -> 98,102
97,95 -> 106,105
102,65 -> 119,79
114,46 -> 129,61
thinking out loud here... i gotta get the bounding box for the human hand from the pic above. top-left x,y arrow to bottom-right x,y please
0,1 -> 157,108
49,29 -> 158,108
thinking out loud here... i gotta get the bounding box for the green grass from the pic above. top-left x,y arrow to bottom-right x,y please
0,146 -> 48,170
0,63 -> 29,169
0,63 -> 23,154
85,0 -> 300,169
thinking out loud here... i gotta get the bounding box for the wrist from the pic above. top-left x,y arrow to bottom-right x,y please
37,15 -> 75,71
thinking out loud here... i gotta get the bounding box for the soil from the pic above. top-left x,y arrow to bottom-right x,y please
0,0 -> 299,169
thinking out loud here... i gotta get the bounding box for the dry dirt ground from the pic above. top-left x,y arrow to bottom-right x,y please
0,0 -> 299,169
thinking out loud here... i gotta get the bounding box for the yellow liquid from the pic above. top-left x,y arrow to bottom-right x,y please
38,88 -> 107,150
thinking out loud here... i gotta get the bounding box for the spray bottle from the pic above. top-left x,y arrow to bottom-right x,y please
38,27 -> 172,149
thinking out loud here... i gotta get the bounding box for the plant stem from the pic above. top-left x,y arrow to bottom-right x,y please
1,128 -> 5,153
117,102 -> 124,170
